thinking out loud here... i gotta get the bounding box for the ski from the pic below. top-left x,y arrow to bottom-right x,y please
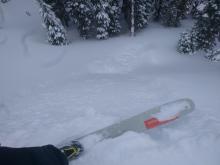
57,98 -> 195,148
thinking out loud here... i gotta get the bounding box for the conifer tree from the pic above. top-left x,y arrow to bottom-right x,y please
107,0 -> 121,35
178,0 -> 220,53
157,0 -> 190,26
64,0 -> 93,39
193,1 -> 219,51
159,0 -> 182,27
135,0 -> 153,29
92,0 -> 111,39
37,0 -> 67,45
177,31 -> 198,54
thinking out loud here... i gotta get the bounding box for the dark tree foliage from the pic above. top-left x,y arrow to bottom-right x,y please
153,0 -> 161,21
122,0 -> 131,28
107,0 -> 121,35
64,0 -> 93,39
178,0 -> 191,19
154,0 -> 189,26
159,0 -> 182,27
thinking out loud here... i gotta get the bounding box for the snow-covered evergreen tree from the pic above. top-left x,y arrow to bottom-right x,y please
159,0 -> 182,27
37,0 -> 67,45
107,0 -> 121,35
135,0 -> 154,29
195,0 -> 219,51
178,0 -> 220,53
193,2 -> 219,51
191,0 -> 207,18
177,31 -> 198,54
64,0 -> 93,39
123,0 -> 154,31
92,0 -> 111,39
206,48 -> 220,61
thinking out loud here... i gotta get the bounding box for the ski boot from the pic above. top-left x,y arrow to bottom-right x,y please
60,141 -> 84,160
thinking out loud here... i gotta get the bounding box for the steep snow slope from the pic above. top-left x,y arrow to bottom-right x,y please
0,1 -> 220,165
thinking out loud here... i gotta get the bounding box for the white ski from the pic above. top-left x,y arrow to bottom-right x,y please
57,98 -> 195,147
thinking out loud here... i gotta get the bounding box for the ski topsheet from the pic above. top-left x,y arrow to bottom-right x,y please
57,98 -> 195,147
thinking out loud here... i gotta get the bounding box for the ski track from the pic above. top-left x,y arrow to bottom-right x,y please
21,29 -> 36,57
1,1 -> 220,165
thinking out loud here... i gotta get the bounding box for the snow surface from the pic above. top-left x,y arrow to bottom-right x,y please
1,1 -> 220,165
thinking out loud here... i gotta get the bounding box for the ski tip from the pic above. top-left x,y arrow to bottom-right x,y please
178,98 -> 195,112
144,98 -> 195,129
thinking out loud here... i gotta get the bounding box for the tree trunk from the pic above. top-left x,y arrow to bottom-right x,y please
131,0 -> 135,36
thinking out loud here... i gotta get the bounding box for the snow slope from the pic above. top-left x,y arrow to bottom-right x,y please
0,1 -> 220,165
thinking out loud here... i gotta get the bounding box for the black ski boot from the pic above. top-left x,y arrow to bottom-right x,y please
60,141 -> 84,160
